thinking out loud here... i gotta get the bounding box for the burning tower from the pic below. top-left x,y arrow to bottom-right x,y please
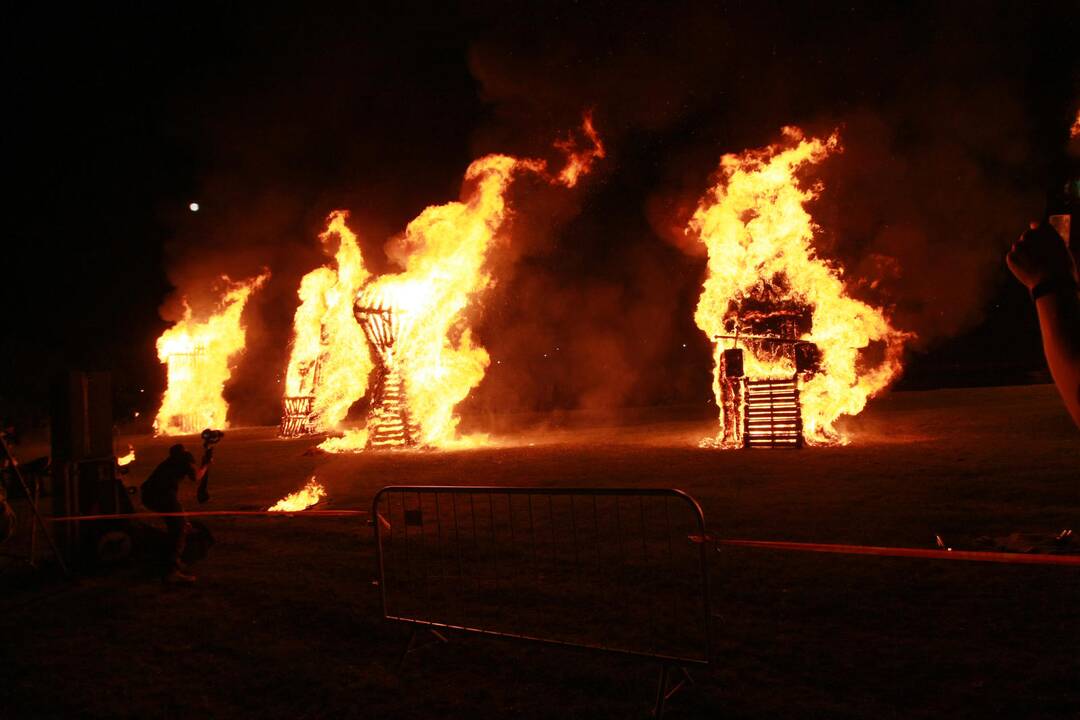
691,128 -> 908,447
281,115 -> 604,452
354,289 -> 421,449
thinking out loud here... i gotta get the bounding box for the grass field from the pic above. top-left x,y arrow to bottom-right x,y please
2,385 -> 1078,719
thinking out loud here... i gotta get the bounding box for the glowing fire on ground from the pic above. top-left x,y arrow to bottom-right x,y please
268,476 -> 326,512
282,114 -> 603,451
690,127 -> 910,446
154,272 -> 269,436
116,446 -> 135,466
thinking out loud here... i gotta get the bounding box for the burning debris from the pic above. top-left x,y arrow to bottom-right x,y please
116,445 -> 136,467
281,115 -> 603,451
267,476 -> 326,512
154,272 -> 269,436
691,128 -> 910,448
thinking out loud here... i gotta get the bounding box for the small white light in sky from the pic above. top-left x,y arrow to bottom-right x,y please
189,202 -> 200,212
134,412 -> 141,418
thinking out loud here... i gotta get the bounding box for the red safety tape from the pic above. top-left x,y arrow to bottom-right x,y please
46,509 -> 369,522
716,539 -> 1080,566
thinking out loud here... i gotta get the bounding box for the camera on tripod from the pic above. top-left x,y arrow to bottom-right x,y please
201,429 -> 225,448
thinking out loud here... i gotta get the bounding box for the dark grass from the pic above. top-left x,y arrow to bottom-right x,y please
2,385 -> 1078,718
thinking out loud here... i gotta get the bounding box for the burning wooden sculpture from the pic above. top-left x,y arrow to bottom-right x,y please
691,128 -> 908,449
280,353 -> 322,437
714,302 -> 822,449
354,289 -> 421,449
161,348 -> 205,434
154,272 -> 268,437
279,360 -> 320,438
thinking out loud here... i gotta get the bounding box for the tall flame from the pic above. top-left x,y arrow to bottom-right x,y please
154,272 -> 268,436
284,116 -> 603,451
283,213 -> 373,430
690,127 -> 909,444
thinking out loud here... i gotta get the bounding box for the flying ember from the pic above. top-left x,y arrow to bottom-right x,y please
154,272 -> 269,436
690,127 -> 910,448
282,114 -> 604,451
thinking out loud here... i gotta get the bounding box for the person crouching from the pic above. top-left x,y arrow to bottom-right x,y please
141,444 -> 209,584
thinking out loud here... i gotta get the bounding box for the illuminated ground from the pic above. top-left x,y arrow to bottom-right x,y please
3,384 -> 1079,718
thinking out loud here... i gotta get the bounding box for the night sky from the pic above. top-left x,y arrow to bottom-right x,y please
4,2 -> 1077,427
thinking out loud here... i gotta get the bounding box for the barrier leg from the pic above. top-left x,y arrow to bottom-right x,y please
398,625 -> 448,670
653,665 -> 693,717
653,664 -> 670,717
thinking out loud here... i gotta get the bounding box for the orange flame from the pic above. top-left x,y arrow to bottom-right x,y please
154,272 -> 268,436
268,476 -> 326,512
556,111 -> 606,187
284,115 -> 602,452
1071,109 -> 1080,139
690,127 -> 910,445
283,213 -> 373,430
116,446 -> 135,466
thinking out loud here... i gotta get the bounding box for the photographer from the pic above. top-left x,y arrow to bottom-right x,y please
140,442 -> 211,583
1006,221 -> 1080,428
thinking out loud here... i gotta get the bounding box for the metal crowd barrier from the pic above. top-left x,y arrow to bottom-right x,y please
371,485 -> 711,715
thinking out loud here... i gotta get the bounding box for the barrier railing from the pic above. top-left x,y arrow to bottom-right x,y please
371,485 -> 711,715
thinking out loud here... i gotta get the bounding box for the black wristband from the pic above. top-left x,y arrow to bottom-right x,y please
1031,276 -> 1078,301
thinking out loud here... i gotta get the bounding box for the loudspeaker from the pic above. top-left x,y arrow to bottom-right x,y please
50,371 -> 112,461
722,348 -> 745,378
50,371 -> 117,563
795,343 -> 822,374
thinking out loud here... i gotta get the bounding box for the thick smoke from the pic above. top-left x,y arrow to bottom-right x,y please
464,1 -> 1077,412
153,2 -> 1076,426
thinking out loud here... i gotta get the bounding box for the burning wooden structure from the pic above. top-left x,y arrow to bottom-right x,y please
280,357 -> 321,437
161,348 -> 205,434
354,290 -> 421,449
691,128 -> 908,448
279,394 -> 317,437
279,117 -> 603,453
154,272 -> 268,437
714,305 -> 822,448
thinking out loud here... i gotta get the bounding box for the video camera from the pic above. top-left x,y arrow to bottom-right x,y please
196,429 -> 224,505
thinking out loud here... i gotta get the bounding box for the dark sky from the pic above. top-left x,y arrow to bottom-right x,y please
4,1 -> 1078,425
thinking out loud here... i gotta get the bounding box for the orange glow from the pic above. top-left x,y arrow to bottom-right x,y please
268,476 -> 326,512
283,212 -> 372,431
116,446 -> 135,466
1071,110 -> 1080,139
154,272 -> 268,436
556,110 -> 606,187
282,115 -> 603,452
690,127 -> 910,445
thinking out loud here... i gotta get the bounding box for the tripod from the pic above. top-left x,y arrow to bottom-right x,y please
0,433 -> 70,576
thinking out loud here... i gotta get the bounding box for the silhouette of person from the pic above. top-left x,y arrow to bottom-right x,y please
1006,222 -> 1080,427
140,444 -> 210,583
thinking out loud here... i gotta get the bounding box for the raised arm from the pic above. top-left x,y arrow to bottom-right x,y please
1007,223 -> 1080,427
